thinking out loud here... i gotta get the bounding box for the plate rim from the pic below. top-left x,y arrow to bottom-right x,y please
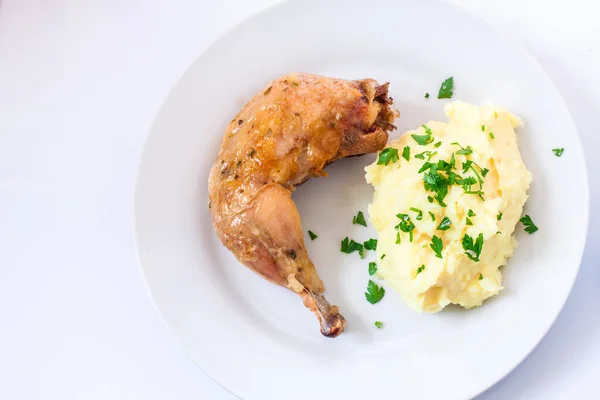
133,0 -> 590,398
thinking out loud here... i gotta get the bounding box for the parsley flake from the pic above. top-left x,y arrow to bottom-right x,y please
481,125 -> 485,132
552,148 -> 565,157
425,93 -> 430,99
402,146 -> 410,161
369,261 -> 377,276
497,212 -> 503,221
436,216 -> 452,231
489,132 -> 495,139
374,321 -> 383,329
437,76 -> 454,99
364,238 -> 378,251
341,237 -> 364,258
479,273 -> 483,280
308,230 -> 318,240
430,235 -> 443,258
520,215 -> 538,234
381,254 -> 386,260
462,233 -> 484,262
429,211 -> 436,222
377,147 -> 399,166
365,280 -> 385,304
353,211 -> 367,227
410,207 -> 423,220
467,209 -> 476,217
416,265 -> 426,277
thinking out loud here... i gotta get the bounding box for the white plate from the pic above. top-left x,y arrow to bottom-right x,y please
134,0 -> 589,398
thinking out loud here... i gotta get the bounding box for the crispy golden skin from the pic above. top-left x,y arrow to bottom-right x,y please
208,73 -> 396,337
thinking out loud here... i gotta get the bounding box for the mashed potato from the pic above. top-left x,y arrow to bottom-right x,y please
365,101 -> 532,312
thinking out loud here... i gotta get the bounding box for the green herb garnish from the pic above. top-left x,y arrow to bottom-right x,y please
425,93 -> 430,99
481,125 -> 485,132
466,217 -> 473,226
341,237 -> 364,258
552,148 -> 565,157
353,211 -> 367,227
430,235 -> 443,258
434,141 -> 442,148
377,147 -> 399,166
429,211 -> 436,222
489,132 -> 495,139
412,134 -> 434,146
395,213 -> 416,242
436,216 -> 452,231
416,265 -> 426,277
364,238 -> 378,251
414,151 -> 438,161
462,233 -> 484,262
308,230 -> 318,240
369,262 -> 377,276
479,273 -> 483,280
423,164 -> 449,206
381,254 -> 386,260
467,209 -> 476,217
520,215 -> 539,234
497,212 -> 503,221
374,321 -> 383,329
452,142 -> 473,156
437,76 -> 454,99
410,207 -> 423,221
365,280 -> 385,304
402,146 -> 410,161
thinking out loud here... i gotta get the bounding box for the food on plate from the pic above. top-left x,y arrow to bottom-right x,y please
365,101 -> 532,312
208,72 -> 397,337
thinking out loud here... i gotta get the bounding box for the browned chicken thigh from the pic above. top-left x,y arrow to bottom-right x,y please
208,73 -> 396,337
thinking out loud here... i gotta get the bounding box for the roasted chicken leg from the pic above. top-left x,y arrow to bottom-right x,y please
208,73 -> 396,337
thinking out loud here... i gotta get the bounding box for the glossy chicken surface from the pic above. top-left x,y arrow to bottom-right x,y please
208,73 -> 396,337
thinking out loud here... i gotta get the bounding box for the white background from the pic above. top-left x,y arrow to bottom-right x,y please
0,0 -> 598,399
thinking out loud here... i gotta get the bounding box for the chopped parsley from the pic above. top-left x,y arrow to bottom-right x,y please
341,237 -> 364,258
395,213 -> 416,242
368,262 -> 377,276
377,147 -> 399,166
380,254 -> 386,260
489,132 -> 495,139
308,230 -> 318,240
419,161 -> 433,173
416,265 -> 426,277
452,142 -> 473,156
466,217 -> 473,226
429,211 -> 436,222
374,321 -> 383,329
425,92 -> 430,99
365,280 -> 385,304
434,141 -> 442,148
436,216 -> 452,231
411,125 -> 434,145
412,133 -> 434,146
402,146 -> 411,161
520,215 -> 539,234
481,125 -> 485,132
364,238 -> 378,251
414,150 -> 438,161
437,76 -> 454,99
478,273 -> 483,280
423,164 -> 450,206
552,148 -> 565,157
462,233 -> 484,262
497,212 -> 503,221
467,209 -> 476,217
353,211 -> 367,227
430,235 -> 443,258
410,207 -> 423,221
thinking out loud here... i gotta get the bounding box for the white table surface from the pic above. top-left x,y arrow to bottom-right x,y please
0,0 -> 598,399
